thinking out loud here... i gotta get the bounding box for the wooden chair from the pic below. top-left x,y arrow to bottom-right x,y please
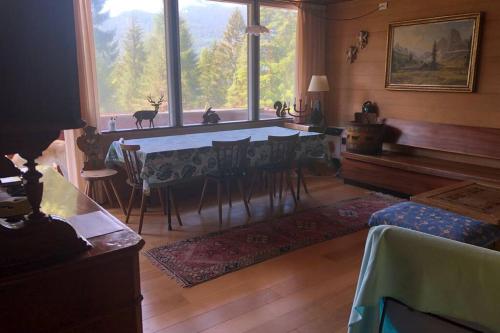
248,133 -> 299,209
120,144 -> 182,234
198,137 -> 251,225
76,126 -> 125,214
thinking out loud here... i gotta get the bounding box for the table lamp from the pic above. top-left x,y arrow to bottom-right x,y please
308,75 -> 330,126
0,1 -> 89,272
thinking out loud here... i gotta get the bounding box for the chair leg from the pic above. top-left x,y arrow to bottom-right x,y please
247,172 -> 258,202
296,167 -> 302,201
158,188 -> 166,216
109,179 -> 126,215
226,179 -> 232,208
237,178 -> 251,218
286,170 -> 297,207
84,181 -> 90,196
301,171 -> 309,194
138,192 -> 147,234
279,172 -> 284,199
102,180 -> 114,206
170,188 -> 183,226
125,187 -> 136,224
88,180 -> 95,200
217,180 -> 222,226
198,178 -> 209,214
166,187 -> 172,231
272,172 -> 277,199
268,172 -> 274,210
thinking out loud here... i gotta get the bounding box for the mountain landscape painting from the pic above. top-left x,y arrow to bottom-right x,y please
385,13 -> 481,92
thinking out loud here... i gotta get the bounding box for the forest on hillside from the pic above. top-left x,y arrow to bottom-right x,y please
92,0 -> 297,115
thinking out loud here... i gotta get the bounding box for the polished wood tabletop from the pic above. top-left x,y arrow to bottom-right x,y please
40,166 -> 144,260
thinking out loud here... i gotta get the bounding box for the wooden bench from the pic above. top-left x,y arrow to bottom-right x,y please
341,118 -> 500,196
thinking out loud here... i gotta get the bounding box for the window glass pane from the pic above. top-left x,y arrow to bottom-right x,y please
260,6 -> 297,119
91,0 -> 169,130
179,0 -> 248,125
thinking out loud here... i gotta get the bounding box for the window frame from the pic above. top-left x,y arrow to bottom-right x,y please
93,0 -> 296,131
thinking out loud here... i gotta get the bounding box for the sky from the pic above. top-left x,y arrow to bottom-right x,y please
393,19 -> 474,56
102,0 -> 240,17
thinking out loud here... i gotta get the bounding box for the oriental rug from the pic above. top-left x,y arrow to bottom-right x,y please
145,193 -> 402,287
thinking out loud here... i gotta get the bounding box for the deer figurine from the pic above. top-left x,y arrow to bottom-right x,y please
133,94 -> 165,129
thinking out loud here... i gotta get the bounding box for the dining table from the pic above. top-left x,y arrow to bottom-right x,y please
105,126 -> 328,194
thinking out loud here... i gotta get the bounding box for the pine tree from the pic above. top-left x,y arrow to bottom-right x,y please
141,14 -> 168,108
259,7 -> 297,108
198,43 -> 226,106
111,18 -> 147,113
91,0 -> 118,113
431,40 -> 438,70
219,10 -> 246,87
179,18 -> 201,109
226,42 -> 247,107
197,9 -> 247,108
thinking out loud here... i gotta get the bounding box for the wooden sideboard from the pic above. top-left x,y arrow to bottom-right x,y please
342,119 -> 500,196
0,168 -> 145,332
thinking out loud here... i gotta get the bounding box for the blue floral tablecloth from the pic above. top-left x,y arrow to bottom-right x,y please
105,126 -> 327,193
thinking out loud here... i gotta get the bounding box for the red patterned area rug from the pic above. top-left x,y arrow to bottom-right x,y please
145,193 -> 402,287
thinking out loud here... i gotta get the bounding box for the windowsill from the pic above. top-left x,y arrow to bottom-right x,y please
101,117 -> 293,135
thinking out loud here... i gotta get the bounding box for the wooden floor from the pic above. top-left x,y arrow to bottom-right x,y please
107,175 -> 370,333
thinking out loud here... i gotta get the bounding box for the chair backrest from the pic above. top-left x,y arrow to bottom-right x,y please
268,133 -> 300,165
212,137 -> 250,174
76,125 -> 105,170
120,144 -> 142,185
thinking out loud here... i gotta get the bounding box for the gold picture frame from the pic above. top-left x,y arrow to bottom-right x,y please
385,13 -> 481,92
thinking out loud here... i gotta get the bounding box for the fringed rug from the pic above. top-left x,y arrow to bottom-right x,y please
145,193 -> 403,287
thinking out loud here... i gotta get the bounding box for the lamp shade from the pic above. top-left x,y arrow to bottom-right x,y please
308,75 -> 330,92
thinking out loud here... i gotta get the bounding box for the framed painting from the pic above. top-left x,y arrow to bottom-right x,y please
385,13 -> 481,92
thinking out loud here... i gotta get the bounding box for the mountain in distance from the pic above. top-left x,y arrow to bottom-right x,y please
101,10 -> 155,45
101,5 -> 246,54
392,28 -> 471,70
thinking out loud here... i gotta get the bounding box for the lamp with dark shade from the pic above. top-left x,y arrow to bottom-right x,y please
0,1 -> 89,271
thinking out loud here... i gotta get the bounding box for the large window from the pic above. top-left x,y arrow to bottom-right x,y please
179,0 -> 248,125
91,0 -> 297,130
260,6 -> 297,119
92,0 -> 169,130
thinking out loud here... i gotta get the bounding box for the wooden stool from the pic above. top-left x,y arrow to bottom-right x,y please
81,168 -> 125,215
77,125 -> 125,214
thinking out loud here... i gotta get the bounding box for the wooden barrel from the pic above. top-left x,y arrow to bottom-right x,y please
346,123 -> 385,155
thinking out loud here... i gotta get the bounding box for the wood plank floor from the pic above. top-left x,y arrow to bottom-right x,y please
107,175 -> 370,333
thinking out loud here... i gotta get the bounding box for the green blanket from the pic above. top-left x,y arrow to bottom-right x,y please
349,225 -> 500,333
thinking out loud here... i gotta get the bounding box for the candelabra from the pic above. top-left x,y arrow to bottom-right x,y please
287,98 -> 310,124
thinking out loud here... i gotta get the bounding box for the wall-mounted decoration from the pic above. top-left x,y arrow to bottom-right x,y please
385,13 -> 481,92
346,46 -> 358,63
358,31 -> 369,49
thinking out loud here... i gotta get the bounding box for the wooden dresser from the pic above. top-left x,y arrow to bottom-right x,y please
0,168 -> 145,332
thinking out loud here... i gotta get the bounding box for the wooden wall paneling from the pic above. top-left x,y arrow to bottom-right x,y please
326,0 -> 500,129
